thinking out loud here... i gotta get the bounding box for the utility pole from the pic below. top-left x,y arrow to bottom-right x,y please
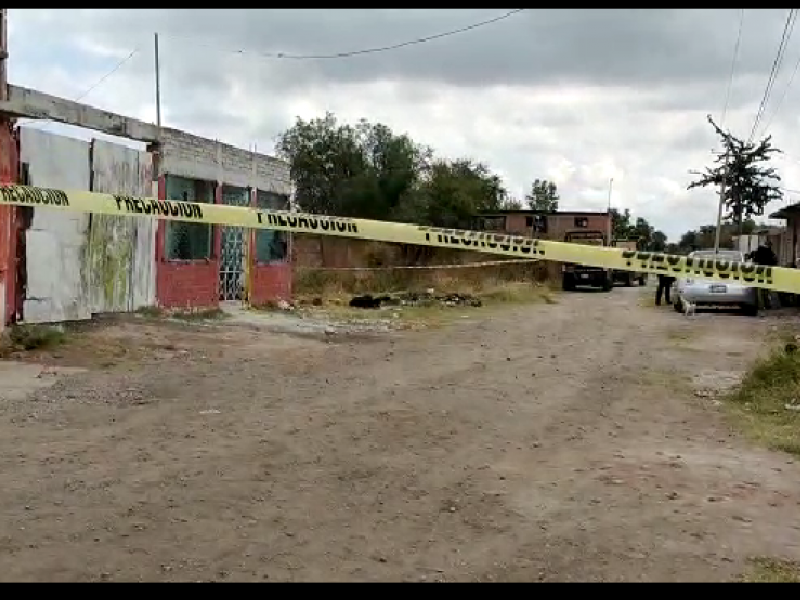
607,177 -> 614,245
154,32 -> 161,128
713,154 -> 728,256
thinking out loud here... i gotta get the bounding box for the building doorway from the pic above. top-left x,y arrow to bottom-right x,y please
219,185 -> 250,301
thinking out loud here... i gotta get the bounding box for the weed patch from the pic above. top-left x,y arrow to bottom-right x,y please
726,342 -> 800,456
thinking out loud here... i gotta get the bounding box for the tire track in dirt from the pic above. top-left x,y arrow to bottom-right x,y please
1,288 -> 799,582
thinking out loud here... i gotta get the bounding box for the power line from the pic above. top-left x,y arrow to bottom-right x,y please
721,9 -> 745,126
162,9 -> 527,61
749,8 -> 797,142
760,33 -> 800,136
17,48 -> 140,128
75,48 -> 139,103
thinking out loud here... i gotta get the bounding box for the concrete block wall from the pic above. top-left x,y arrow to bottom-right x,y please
158,128 -> 291,195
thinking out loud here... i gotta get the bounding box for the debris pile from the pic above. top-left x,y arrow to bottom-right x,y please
348,291 -> 482,310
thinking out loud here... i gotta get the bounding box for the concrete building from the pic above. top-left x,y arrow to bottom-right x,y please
0,84 -> 293,327
732,226 -> 785,262
769,204 -> 800,267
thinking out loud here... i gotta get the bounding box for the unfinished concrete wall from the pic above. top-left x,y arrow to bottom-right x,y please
88,139 -> 156,313
159,128 -> 291,194
20,127 -> 92,323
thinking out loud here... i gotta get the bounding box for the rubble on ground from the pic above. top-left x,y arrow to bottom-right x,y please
348,291 -> 482,310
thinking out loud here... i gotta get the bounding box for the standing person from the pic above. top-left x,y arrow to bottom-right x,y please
655,273 -> 675,306
751,241 -> 778,267
750,241 -> 778,309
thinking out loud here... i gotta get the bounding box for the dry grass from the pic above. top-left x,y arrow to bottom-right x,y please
289,266 -> 556,329
300,282 -> 556,329
740,557 -> 800,583
725,339 -> 800,456
293,261 -> 546,299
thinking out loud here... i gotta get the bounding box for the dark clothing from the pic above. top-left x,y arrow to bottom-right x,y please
749,245 -> 778,266
656,274 -> 675,306
748,245 -> 778,310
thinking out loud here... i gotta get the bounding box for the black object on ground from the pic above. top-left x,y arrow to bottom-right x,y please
348,292 -> 482,309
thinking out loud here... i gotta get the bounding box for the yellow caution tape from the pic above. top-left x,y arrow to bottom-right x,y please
0,184 -> 794,293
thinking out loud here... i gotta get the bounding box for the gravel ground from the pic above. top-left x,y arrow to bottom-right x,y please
1,287 -> 799,582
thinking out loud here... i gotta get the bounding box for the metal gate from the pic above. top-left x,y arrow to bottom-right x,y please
219,186 -> 250,301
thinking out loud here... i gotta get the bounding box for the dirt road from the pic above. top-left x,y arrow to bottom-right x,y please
1,287 -> 800,582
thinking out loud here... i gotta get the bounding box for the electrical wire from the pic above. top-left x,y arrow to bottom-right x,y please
162,9 -> 527,61
17,9 -> 524,128
75,48 -> 139,102
721,8 -> 745,126
749,8 -> 797,142
16,47 -> 140,128
759,32 -> 800,136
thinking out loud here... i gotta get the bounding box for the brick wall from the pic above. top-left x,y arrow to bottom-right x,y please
249,260 -> 292,306
155,175 -> 221,309
156,259 -> 220,308
248,190 -> 292,306
546,213 -> 611,241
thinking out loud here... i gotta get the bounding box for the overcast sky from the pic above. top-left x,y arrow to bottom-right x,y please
8,8 -> 800,240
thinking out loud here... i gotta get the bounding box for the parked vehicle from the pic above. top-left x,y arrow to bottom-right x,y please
611,239 -> 647,286
671,249 -> 758,316
561,230 -> 613,292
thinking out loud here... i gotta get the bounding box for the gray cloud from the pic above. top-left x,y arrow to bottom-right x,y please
7,9 -> 800,240
37,9 -> 791,90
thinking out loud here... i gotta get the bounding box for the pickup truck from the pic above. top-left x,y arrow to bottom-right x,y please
561,230 -> 613,292
611,239 -> 647,287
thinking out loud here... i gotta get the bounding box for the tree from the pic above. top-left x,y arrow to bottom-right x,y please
525,179 -> 560,212
276,113 -> 432,220
610,208 -> 632,240
401,159 -> 507,228
276,112 -> 507,230
650,230 -> 667,252
688,115 -> 783,233
609,209 -> 663,250
676,219 -> 756,253
503,197 -> 523,210
631,217 -> 654,250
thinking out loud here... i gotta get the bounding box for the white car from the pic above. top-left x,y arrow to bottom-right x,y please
672,250 -> 758,316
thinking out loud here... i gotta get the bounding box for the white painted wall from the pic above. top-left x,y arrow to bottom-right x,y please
89,140 -> 156,312
19,128 -> 157,324
20,128 -> 92,323
733,235 -> 760,256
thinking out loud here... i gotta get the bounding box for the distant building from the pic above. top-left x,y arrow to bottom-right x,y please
768,204 -> 800,266
732,226 -> 785,261
474,208 -> 612,242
